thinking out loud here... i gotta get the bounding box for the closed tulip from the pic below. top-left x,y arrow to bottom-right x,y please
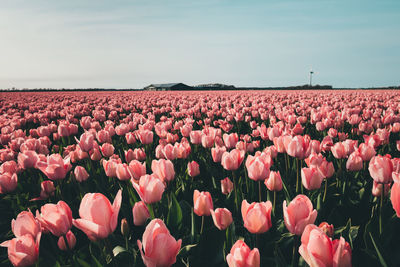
226,240 -> 260,267
346,152 -> 363,171
73,190 -> 122,241
241,200 -> 272,234
265,171 -> 282,191
128,160 -> 146,180
210,208 -> 233,230
301,167 -> 324,190
331,142 -> 346,159
116,163 -> 132,181
11,210 -> 41,239
151,159 -> 175,182
132,201 -> 150,226
74,166 -> 89,182
36,154 -> 72,180
57,230 -> 76,251
299,224 -> 352,267
101,143 -> 115,158
221,177 -> 234,195
36,201 -> 73,237
187,161 -> 200,177
283,194 -> 317,235
211,146 -> 226,162
138,219 -> 182,267
0,172 -> 18,193
193,190 -> 213,216
132,174 -> 165,204
245,153 -> 271,181
369,155 -> 393,184
76,132 -> 95,152
221,149 -> 245,171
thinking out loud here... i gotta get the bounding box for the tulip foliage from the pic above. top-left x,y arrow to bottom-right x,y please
1,90 -> 400,266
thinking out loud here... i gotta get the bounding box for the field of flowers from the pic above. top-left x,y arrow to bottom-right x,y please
1,90 -> 400,267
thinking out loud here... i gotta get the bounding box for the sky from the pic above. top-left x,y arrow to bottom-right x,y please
0,0 -> 399,89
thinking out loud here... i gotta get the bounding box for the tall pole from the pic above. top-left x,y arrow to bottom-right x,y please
309,71 -> 314,87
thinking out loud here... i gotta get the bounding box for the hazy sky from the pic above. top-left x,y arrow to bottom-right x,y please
0,0 -> 399,89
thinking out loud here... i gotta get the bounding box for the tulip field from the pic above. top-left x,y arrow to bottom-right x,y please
1,90 -> 400,267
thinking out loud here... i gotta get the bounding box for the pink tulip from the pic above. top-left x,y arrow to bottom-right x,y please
128,160 -> 147,180
210,208 -> 233,230
283,194 -> 317,235
101,143 -> 115,157
132,201 -> 150,226
391,179 -> 400,217
286,135 -> 311,160
11,210 -> 41,239
346,152 -> 363,171
299,224 -> 352,267
136,129 -> 153,145
369,155 -> 393,184
223,133 -> 239,149
265,171 -> 283,191
57,230 -> 76,251
221,177 -> 234,195
90,147 -> 102,161
138,219 -> 181,267
372,181 -> 390,197
133,148 -> 146,161
241,200 -> 272,234
193,190 -> 213,216
76,132 -> 95,152
331,142 -> 346,159
36,200 -> 73,237
40,180 -> 55,198
18,150 -> 39,169
74,166 -> 89,182
0,234 -> 41,267
190,130 -> 202,145
36,154 -> 72,180
132,174 -> 165,204
116,163 -> 132,181
221,149 -> 245,171
187,161 -> 200,177
245,153 -> 271,181
319,222 -> 334,237
211,146 -> 227,162
162,143 -> 177,160
151,159 -> 175,182
73,190 -> 122,241
0,172 -> 18,193
301,167 -> 324,190
226,240 -> 260,267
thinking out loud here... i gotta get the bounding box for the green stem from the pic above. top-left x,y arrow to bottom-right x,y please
200,216 -> 205,235
273,191 -> 276,216
323,179 -> 328,202
147,203 -> 155,219
292,235 -> 300,267
379,186 -> 384,235
258,181 -> 262,202
63,235 -> 71,251
295,158 -> 299,194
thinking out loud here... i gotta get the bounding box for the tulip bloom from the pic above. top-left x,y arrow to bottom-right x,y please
128,160 -> 147,180
73,190 -> 122,241
223,133 -> 239,149
221,149 -> 245,171
101,143 -> 115,158
265,171 -> 283,191
226,240 -> 260,267
283,194 -> 317,235
74,166 -> 89,182
138,219 -> 182,267
299,224 -> 352,267
369,155 -> 393,184
245,153 -> 271,181
132,201 -> 150,226
301,167 -> 324,190
151,159 -> 175,182
346,152 -> 363,171
57,230 -> 76,251
210,208 -> 233,230
221,177 -> 234,195
11,210 -> 41,239
132,174 -> 165,204
0,172 -> 18,193
241,200 -> 272,234
36,154 -> 72,180
193,190 -> 213,216
211,146 -> 226,162
331,142 -> 346,159
18,150 -> 39,169
1,234 -> 41,267
75,132 -> 95,152
187,161 -> 200,177
36,201 -> 73,237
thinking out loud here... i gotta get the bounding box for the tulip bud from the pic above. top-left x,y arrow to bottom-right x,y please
221,177 -> 234,195
57,230 -> 76,251
121,218 -> 129,237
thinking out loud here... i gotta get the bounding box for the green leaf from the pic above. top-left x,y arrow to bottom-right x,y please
167,192 -> 183,229
75,258 -> 92,267
113,246 -> 128,257
369,232 -> 388,267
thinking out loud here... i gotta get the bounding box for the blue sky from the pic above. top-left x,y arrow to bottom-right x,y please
0,0 -> 399,89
